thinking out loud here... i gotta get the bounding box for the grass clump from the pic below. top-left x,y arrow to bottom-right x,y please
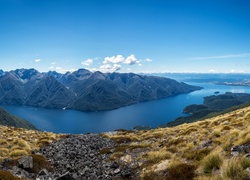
141,170 -> 165,180
37,140 -> 51,147
182,148 -> 211,161
0,148 -> 9,157
143,150 -> 172,166
0,139 -> 9,147
110,152 -> 124,160
29,154 -> 54,173
222,157 -> 248,180
202,153 -> 223,174
9,150 -> 28,157
165,162 -> 197,180
0,170 -> 21,180
99,147 -> 112,154
240,156 -> 250,169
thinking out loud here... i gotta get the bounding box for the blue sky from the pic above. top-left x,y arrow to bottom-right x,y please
0,0 -> 250,73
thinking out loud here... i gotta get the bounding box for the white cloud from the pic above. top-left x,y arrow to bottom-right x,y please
81,58 -> 93,66
103,55 -> 125,64
99,64 -> 121,73
102,54 -> 142,66
124,54 -> 137,65
112,64 -> 121,71
191,53 -> 250,60
35,59 -> 41,63
127,68 -> 131,71
51,62 -> 56,65
209,69 -> 216,73
86,68 -> 99,72
138,64 -> 142,66
99,64 -> 112,73
230,69 -> 245,73
49,66 -> 54,69
145,58 -> 152,62
56,67 -> 62,70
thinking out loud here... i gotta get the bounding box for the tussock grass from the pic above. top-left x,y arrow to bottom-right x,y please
165,162 -> 197,180
222,157 -> 248,180
30,154 -> 54,173
0,125 -> 62,160
0,148 -> 9,157
144,149 -> 172,164
0,170 -> 21,180
202,152 -> 223,174
110,152 -> 124,160
10,150 -> 28,157
106,106 -> 250,179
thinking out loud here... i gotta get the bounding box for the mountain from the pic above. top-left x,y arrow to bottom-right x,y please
0,69 -> 5,76
0,106 -> 36,130
0,68 -> 202,111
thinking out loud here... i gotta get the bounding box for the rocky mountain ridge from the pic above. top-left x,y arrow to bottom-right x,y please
0,68 -> 202,112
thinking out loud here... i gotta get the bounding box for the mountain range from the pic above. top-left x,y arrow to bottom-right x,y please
0,68 -> 202,111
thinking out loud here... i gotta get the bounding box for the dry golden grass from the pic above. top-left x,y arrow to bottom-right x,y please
104,106 -> 250,179
221,157 -> 248,180
0,126 -> 62,161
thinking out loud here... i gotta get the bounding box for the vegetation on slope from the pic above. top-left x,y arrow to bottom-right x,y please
0,126 -> 62,162
0,107 -> 37,130
103,106 -> 250,179
2,103 -> 250,179
165,92 -> 250,127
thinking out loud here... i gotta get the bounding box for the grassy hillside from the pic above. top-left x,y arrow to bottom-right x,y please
0,107 -> 37,130
0,126 -> 62,162
104,106 -> 250,179
1,105 -> 250,179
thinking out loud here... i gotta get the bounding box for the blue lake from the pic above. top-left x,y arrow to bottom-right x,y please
2,83 -> 250,134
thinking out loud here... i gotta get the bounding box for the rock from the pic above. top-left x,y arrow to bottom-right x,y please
37,134 -> 138,179
11,166 -> 30,179
56,172 -> 74,180
110,162 -> 119,169
18,156 -> 33,169
201,140 -> 213,148
121,169 -> 132,178
114,168 -> 121,174
38,169 -> 49,176
231,142 -> 250,156
36,176 -> 52,180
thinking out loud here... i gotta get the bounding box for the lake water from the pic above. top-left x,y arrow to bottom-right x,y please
2,83 -> 250,134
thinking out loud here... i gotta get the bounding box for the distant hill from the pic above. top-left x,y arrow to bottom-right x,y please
0,106 -> 36,130
0,68 -> 202,111
165,92 -> 250,127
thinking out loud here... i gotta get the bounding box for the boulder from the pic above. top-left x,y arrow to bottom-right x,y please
56,172 -> 74,180
18,156 -> 33,169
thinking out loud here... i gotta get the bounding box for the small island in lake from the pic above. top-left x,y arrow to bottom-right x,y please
164,92 -> 250,127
